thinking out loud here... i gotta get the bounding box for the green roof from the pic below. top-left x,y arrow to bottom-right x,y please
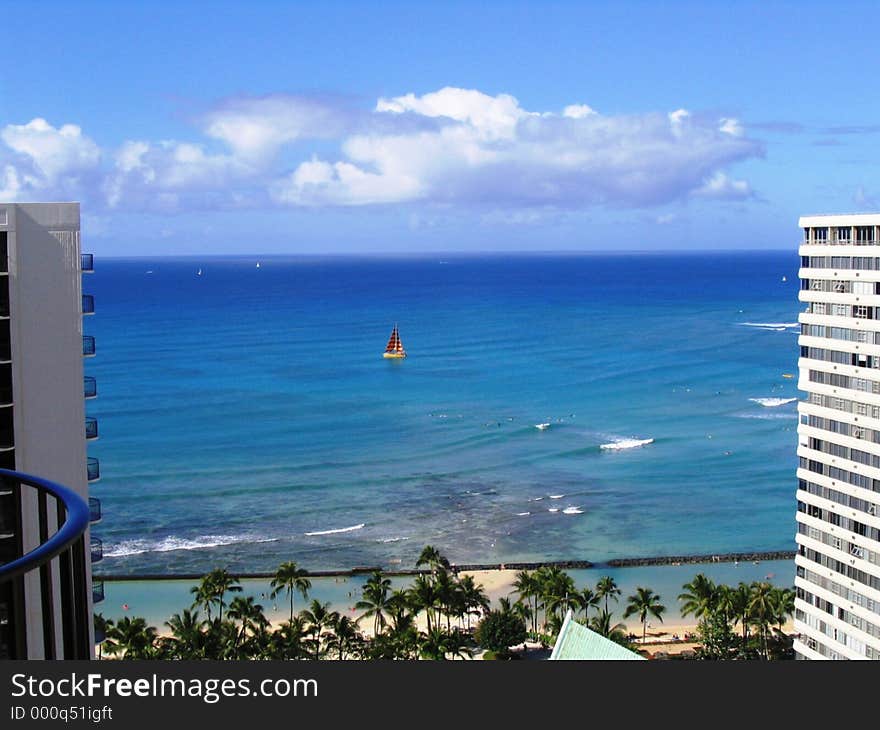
549,611 -> 645,661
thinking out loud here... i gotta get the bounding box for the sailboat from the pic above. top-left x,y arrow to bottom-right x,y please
383,324 -> 407,359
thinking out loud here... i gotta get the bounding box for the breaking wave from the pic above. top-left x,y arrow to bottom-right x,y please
749,397 -> 798,407
600,438 -> 654,451
104,534 -> 278,558
305,523 -> 365,537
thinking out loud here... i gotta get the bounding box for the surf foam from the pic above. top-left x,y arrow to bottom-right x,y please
305,523 -> 365,537
749,397 -> 797,407
600,438 -> 654,451
104,534 -> 278,558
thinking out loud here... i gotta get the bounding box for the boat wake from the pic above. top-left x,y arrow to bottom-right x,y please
600,438 -> 654,451
104,534 -> 278,558
749,397 -> 797,408
305,523 -> 365,537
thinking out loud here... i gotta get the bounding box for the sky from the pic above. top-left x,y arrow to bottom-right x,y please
1,0 -> 879,256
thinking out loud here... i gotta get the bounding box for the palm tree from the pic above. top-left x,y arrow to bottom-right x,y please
93,613 -> 113,660
301,600 -> 337,660
577,587 -> 600,620
729,581 -> 753,653
227,595 -> 269,652
416,544 -> 450,572
327,614 -> 362,660
748,582 -> 776,659
271,615 -> 308,660
458,574 -> 490,630
623,587 -> 666,645
410,574 -> 441,632
106,616 -> 158,659
589,609 -> 631,646
164,608 -> 205,659
595,576 -> 621,614
355,571 -> 393,636
270,561 -> 312,623
207,568 -> 242,623
512,570 -> 540,634
678,573 -> 717,620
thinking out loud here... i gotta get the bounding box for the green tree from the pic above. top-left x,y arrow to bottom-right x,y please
474,608 -> 527,658
356,571 -> 393,636
270,561 -> 312,623
695,610 -> 738,660
595,576 -> 621,614
106,616 -> 158,659
623,587 -> 666,646
93,613 -> 113,660
678,573 -> 717,620
164,608 -> 205,659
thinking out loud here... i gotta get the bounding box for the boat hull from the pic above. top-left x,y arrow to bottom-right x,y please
383,352 -> 407,359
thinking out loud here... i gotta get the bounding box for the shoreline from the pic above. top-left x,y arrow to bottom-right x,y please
94,549 -> 795,581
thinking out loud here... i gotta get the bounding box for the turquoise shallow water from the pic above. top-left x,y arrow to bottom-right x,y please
85,251 -> 801,575
101,559 -> 795,629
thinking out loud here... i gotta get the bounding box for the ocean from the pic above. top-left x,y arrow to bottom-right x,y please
85,250 -> 802,576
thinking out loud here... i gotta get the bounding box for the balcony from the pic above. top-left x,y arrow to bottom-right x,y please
92,581 -> 104,604
81,295 -> 94,316
83,376 -> 96,399
90,537 -> 103,564
0,383 -> 11,406
81,254 -> 94,273
82,336 -> 95,357
0,429 -> 12,452
85,417 -> 98,441
88,496 -> 101,524
87,457 -> 100,483
0,468 -> 93,658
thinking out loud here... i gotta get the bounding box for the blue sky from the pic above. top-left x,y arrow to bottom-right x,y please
2,0 -> 878,255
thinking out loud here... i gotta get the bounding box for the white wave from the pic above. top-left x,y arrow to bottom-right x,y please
549,494 -> 565,499
377,536 -> 409,544
535,423 -> 550,430
562,507 -> 584,515
600,438 -> 654,451
529,496 -> 544,502
515,512 -> 530,516
740,322 -> 799,329
734,412 -> 798,420
305,523 -> 365,537
104,534 -> 278,558
548,507 -> 560,513
749,397 -> 797,408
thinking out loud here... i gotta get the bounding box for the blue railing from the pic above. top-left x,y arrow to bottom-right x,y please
90,537 -> 103,564
92,581 -> 104,604
85,417 -> 98,440
0,469 -> 93,658
82,295 -> 94,315
82,336 -> 95,357
89,496 -> 101,523
84,376 -> 97,399
0,469 -> 89,581
81,254 -> 94,273
87,457 -> 100,482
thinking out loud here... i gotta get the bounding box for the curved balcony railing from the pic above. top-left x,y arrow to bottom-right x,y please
0,383 -> 11,406
89,496 -> 101,524
81,254 -> 94,273
82,336 -> 95,357
92,581 -> 104,605
83,376 -> 97,399
87,457 -> 100,482
0,428 -> 12,451
85,417 -> 98,441
82,295 -> 94,316
90,537 -> 103,564
0,468 -> 92,658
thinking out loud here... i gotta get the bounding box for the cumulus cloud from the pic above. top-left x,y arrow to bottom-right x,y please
0,118 -> 100,198
276,88 -> 762,208
203,94 -> 350,162
0,88 -> 762,214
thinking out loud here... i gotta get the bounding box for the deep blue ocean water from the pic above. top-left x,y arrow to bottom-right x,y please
85,251 -> 802,575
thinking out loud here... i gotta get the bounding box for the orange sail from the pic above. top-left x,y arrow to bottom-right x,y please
383,325 -> 406,358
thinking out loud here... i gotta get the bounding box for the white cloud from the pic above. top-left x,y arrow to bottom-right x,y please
0,118 -> 100,198
693,171 -> 752,199
0,89 -> 762,214
275,89 -> 762,208
203,95 -> 348,162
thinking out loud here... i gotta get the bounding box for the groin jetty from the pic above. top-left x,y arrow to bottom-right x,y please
94,550 -> 795,582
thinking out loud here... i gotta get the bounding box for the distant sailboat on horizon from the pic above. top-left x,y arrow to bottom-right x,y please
383,324 -> 406,359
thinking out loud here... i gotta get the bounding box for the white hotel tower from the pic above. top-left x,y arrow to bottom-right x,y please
796,213 -> 880,660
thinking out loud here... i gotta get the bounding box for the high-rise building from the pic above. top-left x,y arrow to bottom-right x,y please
796,213 -> 880,660
0,202 -> 99,659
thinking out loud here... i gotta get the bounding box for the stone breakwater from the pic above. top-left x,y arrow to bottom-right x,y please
95,551 -> 796,581
604,550 -> 796,568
